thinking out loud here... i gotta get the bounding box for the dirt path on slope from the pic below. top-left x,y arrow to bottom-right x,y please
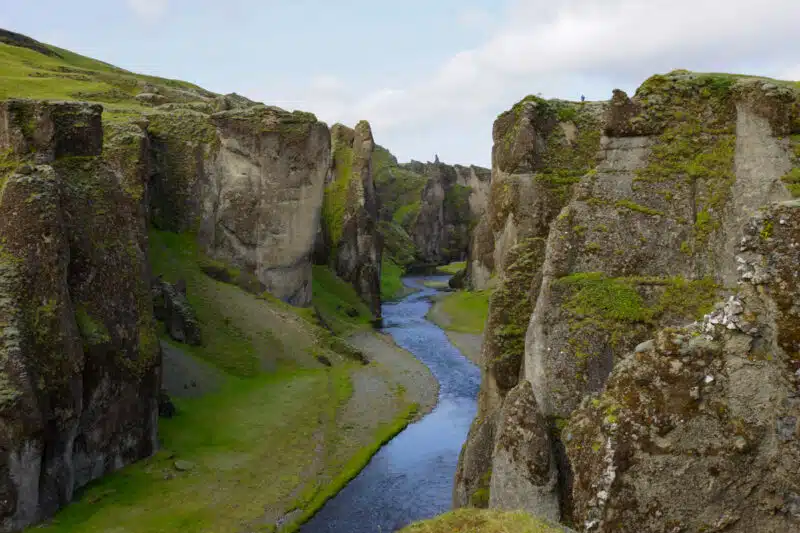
346,331 -> 438,419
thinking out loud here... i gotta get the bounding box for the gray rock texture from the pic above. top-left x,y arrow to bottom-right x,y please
0,100 -> 160,532
456,72 -> 800,529
147,106 -> 331,306
567,200 -> 800,533
490,381 -> 560,522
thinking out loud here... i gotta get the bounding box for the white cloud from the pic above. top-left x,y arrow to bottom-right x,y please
268,0 -> 800,164
127,0 -> 168,22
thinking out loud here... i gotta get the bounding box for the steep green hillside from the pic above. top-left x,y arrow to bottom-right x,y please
0,29 -> 217,122
34,229 -> 423,533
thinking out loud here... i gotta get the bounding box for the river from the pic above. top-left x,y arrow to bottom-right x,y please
300,276 -> 481,533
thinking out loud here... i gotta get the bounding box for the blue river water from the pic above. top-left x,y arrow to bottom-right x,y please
300,276 -> 481,533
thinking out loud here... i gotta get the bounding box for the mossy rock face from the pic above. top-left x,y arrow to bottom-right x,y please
566,203 -> 800,533
146,110 -> 218,232
318,121 -> 382,317
525,72 -> 800,420
453,411 -> 498,510
410,160 -> 490,266
469,96 -> 604,290
0,99 -> 103,162
198,105 -> 331,306
484,238 -> 547,394
0,101 -> 159,530
373,142 -> 490,270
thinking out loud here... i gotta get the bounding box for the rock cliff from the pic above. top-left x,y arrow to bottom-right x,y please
455,96 -> 605,512
409,160 -> 491,266
567,200 -> 800,532
456,71 -> 800,530
316,122 -> 382,317
0,100 -> 160,531
0,72 -> 334,532
373,148 -> 490,271
149,105 -> 330,307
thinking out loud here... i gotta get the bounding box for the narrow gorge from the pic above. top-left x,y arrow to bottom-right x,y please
1,24 -> 800,533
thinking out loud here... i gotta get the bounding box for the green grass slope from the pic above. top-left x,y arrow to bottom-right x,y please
400,509 -> 573,533
0,29 -> 215,121
32,230 -> 421,533
436,290 -> 492,335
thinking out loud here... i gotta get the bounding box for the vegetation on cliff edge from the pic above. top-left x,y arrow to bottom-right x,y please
400,509 -> 571,533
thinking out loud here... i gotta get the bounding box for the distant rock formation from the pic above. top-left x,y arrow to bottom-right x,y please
373,149 -> 490,270
316,122 -> 382,318
410,161 -> 491,266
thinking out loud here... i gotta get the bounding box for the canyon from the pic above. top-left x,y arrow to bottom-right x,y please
2,26 -> 800,533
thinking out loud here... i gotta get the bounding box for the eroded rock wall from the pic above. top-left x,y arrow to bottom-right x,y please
317,122 -> 381,317
455,97 -> 605,511
456,72 -> 800,528
0,100 -> 160,531
567,199 -> 800,533
409,160 -> 490,266
147,106 -> 331,306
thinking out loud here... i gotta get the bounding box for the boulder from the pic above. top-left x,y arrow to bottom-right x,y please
152,277 -> 202,346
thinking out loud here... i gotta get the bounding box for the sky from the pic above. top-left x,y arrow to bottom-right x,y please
3,0 -> 800,167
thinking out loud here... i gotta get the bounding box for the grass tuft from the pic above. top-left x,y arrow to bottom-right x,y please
400,509 -> 569,533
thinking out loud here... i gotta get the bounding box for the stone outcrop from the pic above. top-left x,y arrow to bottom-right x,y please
0,90 -> 335,530
152,277 -> 201,345
455,97 -> 605,511
373,146 -> 490,270
456,72 -> 800,529
0,100 -> 160,531
316,122 -> 382,317
467,98 -> 606,291
567,200 -> 800,533
409,161 -> 491,266
203,107 -> 330,306
148,106 -> 331,306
